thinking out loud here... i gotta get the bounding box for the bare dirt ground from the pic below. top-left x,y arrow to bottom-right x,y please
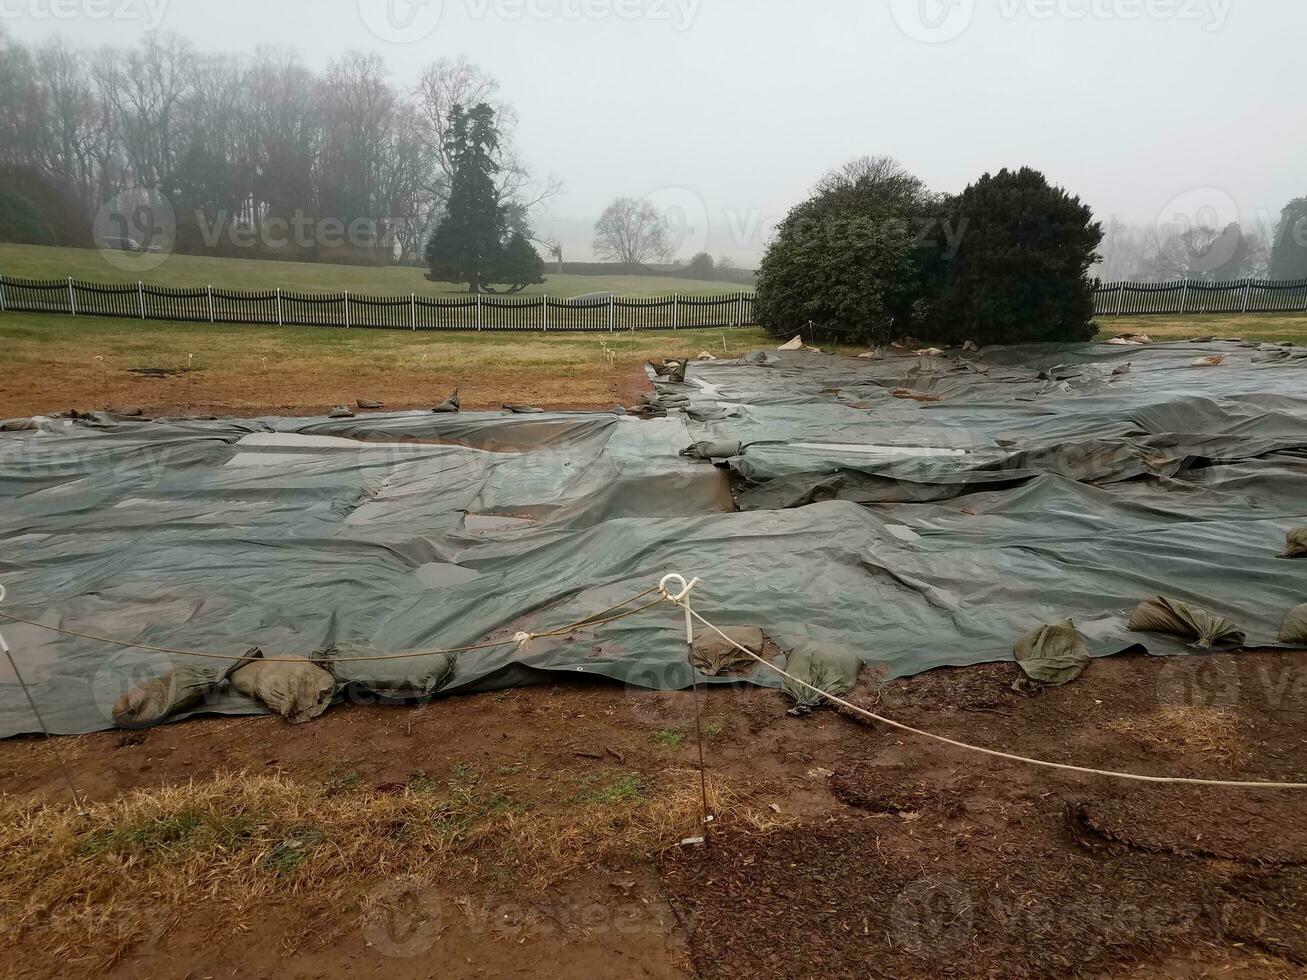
2,649 -> 1306,979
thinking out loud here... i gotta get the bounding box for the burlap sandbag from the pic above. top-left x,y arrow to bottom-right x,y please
1012,621 -> 1090,696
781,644 -> 861,717
680,441 -> 743,461
432,389 -> 461,414
1280,528 -> 1307,559
321,642 -> 457,700
691,627 -> 762,676
1128,596 -> 1246,650
230,652 -> 336,724
1280,605 -> 1307,646
112,649 -> 259,729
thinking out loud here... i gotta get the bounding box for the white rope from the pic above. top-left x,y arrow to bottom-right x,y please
656,577 -> 1307,791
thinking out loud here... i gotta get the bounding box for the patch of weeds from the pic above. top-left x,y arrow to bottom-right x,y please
264,826 -> 327,874
575,772 -> 649,806
496,764 -> 525,776
652,729 -> 685,749
447,763 -> 481,792
78,812 -> 203,857
323,760 -> 361,795
408,769 -> 441,795
703,720 -> 726,738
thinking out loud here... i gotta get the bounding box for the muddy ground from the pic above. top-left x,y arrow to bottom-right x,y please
2,648 -> 1305,979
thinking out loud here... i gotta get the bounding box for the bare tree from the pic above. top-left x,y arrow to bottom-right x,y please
412,57 -> 560,225
594,197 -> 670,270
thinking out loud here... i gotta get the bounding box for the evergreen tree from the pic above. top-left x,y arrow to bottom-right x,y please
753,156 -> 938,345
425,103 -> 506,293
494,231 -> 545,292
1270,198 -> 1307,280
928,168 -> 1102,345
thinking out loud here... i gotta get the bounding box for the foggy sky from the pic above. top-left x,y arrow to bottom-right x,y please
4,0 -> 1302,265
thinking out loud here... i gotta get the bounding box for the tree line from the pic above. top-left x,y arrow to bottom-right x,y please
0,29 -> 558,267
1095,202 -> 1307,283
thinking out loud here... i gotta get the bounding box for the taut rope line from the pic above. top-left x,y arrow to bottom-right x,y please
654,576 -> 1307,792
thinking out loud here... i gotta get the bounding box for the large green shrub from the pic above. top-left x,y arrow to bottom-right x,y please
927,168 -> 1102,345
753,156 -> 940,345
0,185 -> 55,245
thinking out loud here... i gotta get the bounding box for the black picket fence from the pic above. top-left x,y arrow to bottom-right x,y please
5,273 -> 1304,331
1093,277 -> 1307,317
0,274 -> 756,332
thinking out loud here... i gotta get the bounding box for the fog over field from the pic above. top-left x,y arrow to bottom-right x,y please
3,0 -> 1304,266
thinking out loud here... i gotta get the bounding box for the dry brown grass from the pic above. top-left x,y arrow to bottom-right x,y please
1106,706 -> 1248,766
0,766 -> 783,963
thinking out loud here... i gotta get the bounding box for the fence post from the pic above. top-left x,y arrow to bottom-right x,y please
276,288 -> 283,327
411,293 -> 416,331
138,281 -> 145,319
0,274 -> 7,312
1178,279 -> 1189,316
67,277 -> 76,315
542,294 -> 548,332
476,292 -> 482,332
1115,281 -> 1126,316
344,291 -> 351,328
207,285 -> 215,323
609,294 -> 615,332
1241,278 -> 1252,314
672,293 -> 679,329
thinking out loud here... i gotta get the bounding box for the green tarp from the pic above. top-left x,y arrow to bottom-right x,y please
2,339 -> 1306,734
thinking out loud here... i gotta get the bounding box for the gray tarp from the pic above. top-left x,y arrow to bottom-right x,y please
2,339 -> 1305,735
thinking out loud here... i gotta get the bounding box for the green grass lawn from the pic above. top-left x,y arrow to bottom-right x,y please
1104,313 -> 1307,346
0,243 -> 747,299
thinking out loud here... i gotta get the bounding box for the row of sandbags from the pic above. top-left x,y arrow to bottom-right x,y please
112,644 -> 458,730
1014,598 -> 1307,696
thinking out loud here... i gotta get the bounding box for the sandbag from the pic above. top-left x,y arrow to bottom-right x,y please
648,359 -> 689,383
781,644 -> 860,716
691,627 -> 763,676
680,441 -> 743,461
321,642 -> 457,700
1128,596 -> 1246,651
432,389 -> 461,414
1280,605 -> 1307,646
1012,621 -> 1089,696
112,650 -> 258,729
230,652 -> 336,724
1280,528 -> 1307,559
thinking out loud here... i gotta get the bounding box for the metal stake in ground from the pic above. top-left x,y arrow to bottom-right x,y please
660,574 -> 713,847
0,585 -> 84,812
